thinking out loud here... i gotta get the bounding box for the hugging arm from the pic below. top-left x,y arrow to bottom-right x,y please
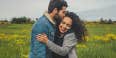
46,33 -> 77,56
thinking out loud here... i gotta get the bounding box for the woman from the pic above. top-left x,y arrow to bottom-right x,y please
36,12 -> 86,58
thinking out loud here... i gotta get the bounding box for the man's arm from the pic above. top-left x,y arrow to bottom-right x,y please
30,19 -> 48,58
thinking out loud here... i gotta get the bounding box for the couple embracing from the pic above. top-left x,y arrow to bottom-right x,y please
29,0 -> 86,58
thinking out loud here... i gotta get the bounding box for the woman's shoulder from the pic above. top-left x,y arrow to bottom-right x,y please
64,32 -> 77,41
65,32 -> 75,37
63,32 -> 78,46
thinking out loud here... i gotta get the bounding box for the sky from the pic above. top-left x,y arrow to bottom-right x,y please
0,0 -> 116,21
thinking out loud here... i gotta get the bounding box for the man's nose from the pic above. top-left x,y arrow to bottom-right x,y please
63,14 -> 65,17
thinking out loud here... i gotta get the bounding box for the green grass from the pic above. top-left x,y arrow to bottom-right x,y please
86,24 -> 116,36
0,24 -> 32,58
0,24 -> 116,58
77,40 -> 116,58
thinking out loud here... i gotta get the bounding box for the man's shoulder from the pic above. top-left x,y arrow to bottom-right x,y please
37,15 -> 49,23
32,15 -> 50,28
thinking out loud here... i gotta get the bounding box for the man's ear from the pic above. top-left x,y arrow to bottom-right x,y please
55,8 -> 58,12
53,8 -> 58,14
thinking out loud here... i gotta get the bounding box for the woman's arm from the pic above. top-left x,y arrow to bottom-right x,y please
46,33 -> 77,56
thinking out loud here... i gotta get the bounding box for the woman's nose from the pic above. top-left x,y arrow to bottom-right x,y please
62,24 -> 67,29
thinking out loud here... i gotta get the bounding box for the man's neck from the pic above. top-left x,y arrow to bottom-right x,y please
49,13 -> 54,21
44,12 -> 56,25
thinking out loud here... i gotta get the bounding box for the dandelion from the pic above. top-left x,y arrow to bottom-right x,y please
13,34 -> 19,39
101,36 -> 110,42
23,54 -> 28,58
106,33 -> 115,37
94,35 -> 102,40
16,39 -> 25,46
0,33 -> 5,39
113,35 -> 116,40
85,36 -> 90,41
105,33 -> 116,40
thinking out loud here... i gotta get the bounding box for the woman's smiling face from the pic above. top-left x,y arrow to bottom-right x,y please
59,17 -> 72,33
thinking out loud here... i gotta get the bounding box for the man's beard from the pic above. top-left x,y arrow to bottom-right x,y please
54,14 -> 62,26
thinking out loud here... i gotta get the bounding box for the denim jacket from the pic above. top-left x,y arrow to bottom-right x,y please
29,12 -> 55,58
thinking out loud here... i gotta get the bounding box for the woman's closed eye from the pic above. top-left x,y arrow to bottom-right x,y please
61,21 -> 71,29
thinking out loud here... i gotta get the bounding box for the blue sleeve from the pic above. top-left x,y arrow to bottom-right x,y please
30,19 -> 48,58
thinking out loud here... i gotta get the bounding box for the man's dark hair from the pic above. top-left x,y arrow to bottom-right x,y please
48,0 -> 68,13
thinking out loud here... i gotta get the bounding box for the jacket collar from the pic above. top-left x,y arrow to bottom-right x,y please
44,12 -> 55,25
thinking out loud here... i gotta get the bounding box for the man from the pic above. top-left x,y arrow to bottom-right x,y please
29,0 -> 68,58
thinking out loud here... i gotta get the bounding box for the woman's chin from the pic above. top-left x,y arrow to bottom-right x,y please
60,31 -> 67,34
60,31 -> 64,33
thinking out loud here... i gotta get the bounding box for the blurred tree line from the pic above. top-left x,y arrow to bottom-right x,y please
11,17 -> 35,24
0,17 -> 116,24
100,18 -> 114,24
85,18 -> 115,24
0,17 -> 35,24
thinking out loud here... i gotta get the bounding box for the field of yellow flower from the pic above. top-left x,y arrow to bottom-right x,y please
0,24 -> 32,58
0,24 -> 116,58
77,24 -> 116,58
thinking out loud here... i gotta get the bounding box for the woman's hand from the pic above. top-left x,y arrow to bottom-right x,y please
36,33 -> 48,44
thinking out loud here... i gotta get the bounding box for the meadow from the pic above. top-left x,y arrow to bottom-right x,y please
0,23 -> 116,58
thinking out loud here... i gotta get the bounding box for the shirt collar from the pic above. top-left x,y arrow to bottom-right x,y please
44,11 -> 55,25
